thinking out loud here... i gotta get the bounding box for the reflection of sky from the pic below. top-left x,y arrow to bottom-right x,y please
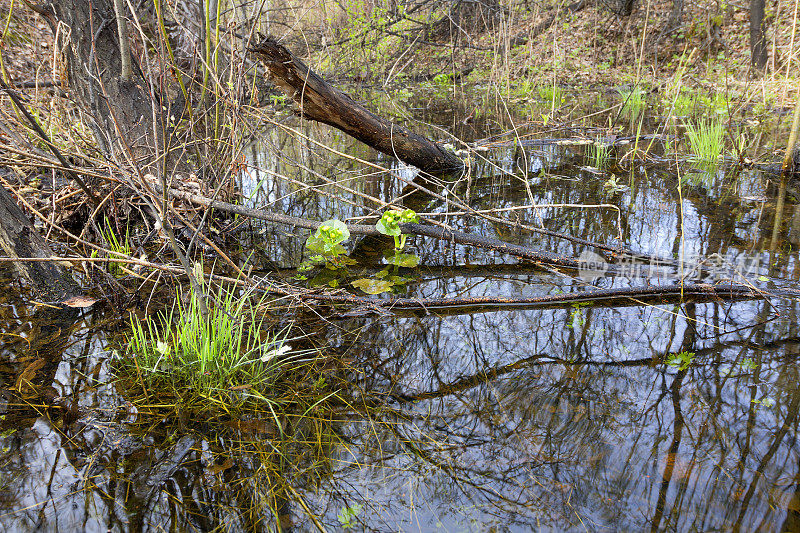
0,419 -> 104,532
238,120 -> 777,288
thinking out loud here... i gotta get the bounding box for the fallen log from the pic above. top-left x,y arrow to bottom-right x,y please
165,186 -> 779,283
250,38 -> 464,175
288,282 -> 767,314
0,184 -> 82,303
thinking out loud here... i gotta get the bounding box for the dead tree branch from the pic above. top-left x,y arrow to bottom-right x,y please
273,282 -> 778,314
250,38 -> 465,175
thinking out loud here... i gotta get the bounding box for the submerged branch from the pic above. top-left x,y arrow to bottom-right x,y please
287,283 -> 771,314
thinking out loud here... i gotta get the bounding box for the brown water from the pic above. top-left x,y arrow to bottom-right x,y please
1,85 -> 799,531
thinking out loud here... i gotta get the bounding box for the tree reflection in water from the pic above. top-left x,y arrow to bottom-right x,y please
0,275 -> 799,530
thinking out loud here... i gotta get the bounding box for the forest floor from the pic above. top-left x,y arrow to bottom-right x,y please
305,0 -> 798,110
0,0 -> 798,163
3,0 -> 796,95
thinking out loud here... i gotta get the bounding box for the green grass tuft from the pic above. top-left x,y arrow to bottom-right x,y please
588,140 -> 611,169
684,118 -> 725,166
538,84 -> 564,109
100,218 -> 131,277
618,87 -> 647,122
126,283 -> 302,411
671,92 -> 697,118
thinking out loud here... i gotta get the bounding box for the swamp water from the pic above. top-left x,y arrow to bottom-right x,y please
1,86 -> 800,531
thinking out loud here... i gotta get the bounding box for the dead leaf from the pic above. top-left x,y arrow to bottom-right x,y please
14,358 -> 45,393
62,296 -> 98,308
208,458 -> 234,475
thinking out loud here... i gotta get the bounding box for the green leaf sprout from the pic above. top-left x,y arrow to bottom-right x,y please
376,209 -> 419,251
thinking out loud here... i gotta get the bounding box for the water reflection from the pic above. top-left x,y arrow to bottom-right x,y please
2,271 -> 800,530
0,89 -> 799,531
325,296 -> 800,530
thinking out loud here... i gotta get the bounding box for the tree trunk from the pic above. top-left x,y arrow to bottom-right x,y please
422,0 -> 502,44
0,185 -> 81,302
750,0 -> 768,72
666,0 -> 683,31
37,0 -> 209,312
599,0 -> 637,17
250,38 -> 464,175
782,88 -> 800,176
48,0 -> 162,167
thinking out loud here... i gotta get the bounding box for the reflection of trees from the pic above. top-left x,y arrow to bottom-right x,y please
1,288 -> 800,529
2,120 -> 800,529
240,106 -> 786,291
316,297 -> 800,529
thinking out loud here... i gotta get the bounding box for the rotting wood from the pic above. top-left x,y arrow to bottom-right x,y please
250,38 -> 465,175
0,185 -> 81,302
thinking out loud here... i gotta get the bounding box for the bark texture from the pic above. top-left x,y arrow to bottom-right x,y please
250,38 -> 464,175
750,0 -> 768,71
0,185 -> 80,302
599,0 -> 637,16
50,0 -> 160,164
422,0 -> 502,44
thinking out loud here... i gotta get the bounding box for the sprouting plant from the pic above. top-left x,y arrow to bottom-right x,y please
100,217 -> 131,277
432,72 -> 452,85
350,210 -> 421,294
376,208 -> 419,251
538,84 -> 564,109
302,219 -> 354,270
337,503 -> 363,529
666,351 -> 695,371
672,91 -> 697,117
589,140 -> 610,169
740,358 -> 758,370
752,397 -> 775,407
603,174 -> 629,193
307,220 -> 350,256
269,93 -> 288,106
567,302 -> 590,328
